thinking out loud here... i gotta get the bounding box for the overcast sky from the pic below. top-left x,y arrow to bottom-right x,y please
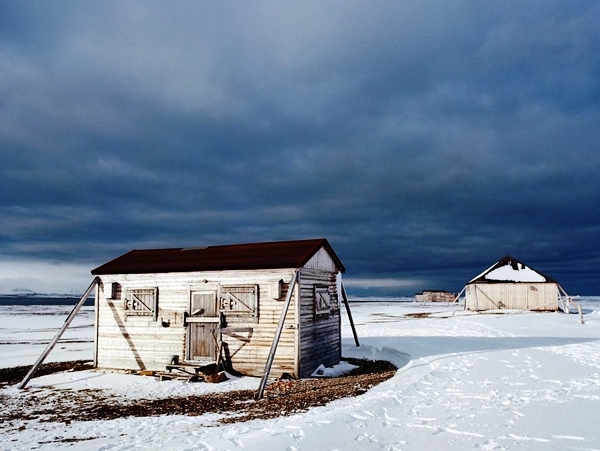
1,1 -> 599,296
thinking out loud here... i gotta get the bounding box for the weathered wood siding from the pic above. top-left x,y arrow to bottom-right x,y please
304,247 -> 338,272
297,268 -> 341,377
464,283 -> 559,311
219,274 -> 298,377
95,275 -> 189,372
95,269 -> 298,375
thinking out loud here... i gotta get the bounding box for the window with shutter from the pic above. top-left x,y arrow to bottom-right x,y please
314,285 -> 331,318
220,285 -> 258,322
124,288 -> 158,318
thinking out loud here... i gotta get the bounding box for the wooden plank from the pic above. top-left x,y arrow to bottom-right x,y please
19,277 -> 100,389
185,317 -> 221,323
341,282 -> 359,347
256,270 -> 298,400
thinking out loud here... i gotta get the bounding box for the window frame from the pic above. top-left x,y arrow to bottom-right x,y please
219,284 -> 259,323
124,287 -> 158,319
314,284 -> 331,318
110,282 -> 122,300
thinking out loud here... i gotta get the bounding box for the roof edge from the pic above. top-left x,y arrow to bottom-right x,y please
91,238 -> 346,275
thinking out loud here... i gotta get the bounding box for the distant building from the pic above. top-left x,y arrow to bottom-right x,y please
463,255 -> 567,311
415,290 -> 456,302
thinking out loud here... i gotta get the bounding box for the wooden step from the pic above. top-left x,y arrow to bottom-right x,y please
166,361 -> 218,376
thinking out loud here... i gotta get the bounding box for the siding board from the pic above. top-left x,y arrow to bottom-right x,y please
465,283 -> 559,311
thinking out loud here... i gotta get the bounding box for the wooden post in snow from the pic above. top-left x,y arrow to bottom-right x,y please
18,277 -> 99,389
255,271 -> 298,400
341,283 -> 359,347
576,303 -> 584,324
558,284 -> 584,324
451,286 -> 467,316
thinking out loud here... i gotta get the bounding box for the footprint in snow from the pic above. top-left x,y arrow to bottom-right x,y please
382,442 -> 408,450
291,429 -> 304,443
355,432 -> 378,443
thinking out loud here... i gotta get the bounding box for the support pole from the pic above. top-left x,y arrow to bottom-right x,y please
577,303 -> 584,325
557,284 -> 571,313
451,286 -> 467,316
452,286 -> 466,304
341,283 -> 359,347
18,277 -> 100,389
255,271 -> 298,400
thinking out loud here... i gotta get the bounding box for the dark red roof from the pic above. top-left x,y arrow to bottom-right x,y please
91,238 -> 345,275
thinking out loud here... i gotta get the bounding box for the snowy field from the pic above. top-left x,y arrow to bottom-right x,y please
0,303 -> 94,369
2,297 -> 600,450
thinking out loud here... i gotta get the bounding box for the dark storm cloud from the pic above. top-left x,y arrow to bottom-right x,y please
1,1 -> 599,295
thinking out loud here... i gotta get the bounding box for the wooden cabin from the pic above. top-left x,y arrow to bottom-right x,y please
90,238 -> 347,378
464,255 -> 563,311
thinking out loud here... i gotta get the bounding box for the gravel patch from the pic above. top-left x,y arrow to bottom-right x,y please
0,358 -> 396,425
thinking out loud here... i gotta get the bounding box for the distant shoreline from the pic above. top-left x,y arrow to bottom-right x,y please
0,296 -> 94,306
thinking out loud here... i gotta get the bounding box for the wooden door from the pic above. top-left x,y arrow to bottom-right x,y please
187,291 -> 219,361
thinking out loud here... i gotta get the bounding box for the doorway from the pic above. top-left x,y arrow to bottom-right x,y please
187,290 -> 219,361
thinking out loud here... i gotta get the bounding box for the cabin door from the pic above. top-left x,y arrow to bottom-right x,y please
187,290 -> 219,361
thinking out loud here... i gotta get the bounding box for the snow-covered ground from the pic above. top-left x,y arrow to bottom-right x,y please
2,297 -> 600,450
0,304 -> 94,369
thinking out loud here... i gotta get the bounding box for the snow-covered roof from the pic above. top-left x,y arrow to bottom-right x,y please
468,255 -> 557,284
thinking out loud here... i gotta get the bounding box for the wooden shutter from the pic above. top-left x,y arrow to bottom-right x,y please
220,285 -> 258,322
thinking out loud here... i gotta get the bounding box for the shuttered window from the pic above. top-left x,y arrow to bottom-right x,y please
220,285 -> 258,322
314,285 -> 331,318
124,288 -> 158,318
